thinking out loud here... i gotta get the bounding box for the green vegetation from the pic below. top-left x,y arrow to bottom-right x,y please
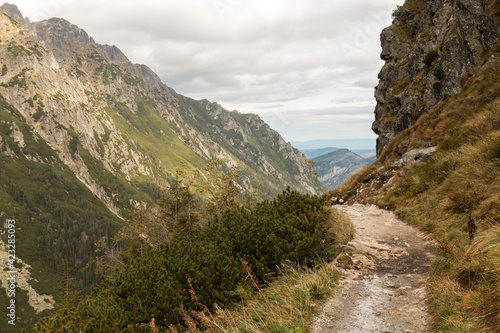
32,108 -> 46,121
34,189 -> 346,331
2,68 -> 28,89
392,6 -> 401,18
67,128 -> 80,157
29,44 -> 44,59
0,96 -> 124,331
423,50 -> 439,65
104,93 -> 205,176
7,43 -> 31,58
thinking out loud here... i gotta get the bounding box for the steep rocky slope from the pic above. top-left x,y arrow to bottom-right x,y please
0,4 -> 318,207
373,0 -> 499,155
333,0 -> 500,331
0,4 -> 320,329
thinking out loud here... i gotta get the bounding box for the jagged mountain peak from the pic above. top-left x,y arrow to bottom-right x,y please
0,2 -> 28,26
0,3 -> 320,208
33,17 -> 96,48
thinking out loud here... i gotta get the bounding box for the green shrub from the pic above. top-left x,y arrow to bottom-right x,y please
423,50 -> 439,65
34,189 -> 334,331
68,134 -> 79,157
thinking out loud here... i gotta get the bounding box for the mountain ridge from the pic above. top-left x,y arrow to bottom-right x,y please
312,148 -> 375,190
292,138 -> 375,151
0,2 -> 320,209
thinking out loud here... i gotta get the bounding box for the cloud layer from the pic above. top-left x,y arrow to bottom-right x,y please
12,0 -> 401,142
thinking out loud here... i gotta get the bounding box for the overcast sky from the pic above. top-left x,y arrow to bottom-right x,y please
9,0 -> 401,142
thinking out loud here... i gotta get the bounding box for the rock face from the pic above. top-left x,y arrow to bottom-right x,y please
399,147 -> 437,166
373,0 -> 500,156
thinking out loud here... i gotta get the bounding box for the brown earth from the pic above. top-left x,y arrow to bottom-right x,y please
312,204 -> 437,333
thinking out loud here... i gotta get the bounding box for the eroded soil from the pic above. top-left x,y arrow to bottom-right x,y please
313,204 -> 437,333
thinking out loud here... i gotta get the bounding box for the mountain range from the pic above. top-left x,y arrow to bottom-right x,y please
3,0 -> 499,330
0,3 -> 321,329
292,138 -> 375,151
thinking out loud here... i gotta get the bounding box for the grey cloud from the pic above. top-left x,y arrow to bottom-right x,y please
353,79 -> 379,89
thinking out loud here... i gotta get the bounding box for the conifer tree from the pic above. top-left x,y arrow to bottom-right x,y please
59,261 -> 82,311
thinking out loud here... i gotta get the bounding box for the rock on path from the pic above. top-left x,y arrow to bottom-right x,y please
312,204 -> 437,333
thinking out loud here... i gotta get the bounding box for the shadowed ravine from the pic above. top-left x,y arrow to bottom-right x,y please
313,204 -> 437,333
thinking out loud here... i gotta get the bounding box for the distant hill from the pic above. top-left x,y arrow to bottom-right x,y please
292,139 -> 375,151
298,144 -> 376,190
306,148 -> 376,190
352,149 -> 376,159
302,147 -> 339,159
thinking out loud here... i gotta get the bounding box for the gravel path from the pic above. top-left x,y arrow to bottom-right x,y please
312,204 -> 437,333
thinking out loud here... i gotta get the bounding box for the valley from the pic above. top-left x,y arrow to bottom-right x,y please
0,3 -> 322,330
0,0 -> 499,331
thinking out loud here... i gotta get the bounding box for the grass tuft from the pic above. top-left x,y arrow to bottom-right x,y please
193,263 -> 341,333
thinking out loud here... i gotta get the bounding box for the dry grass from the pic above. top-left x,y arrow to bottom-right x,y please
465,226 -> 500,328
332,163 -> 380,196
428,225 -> 500,332
328,207 -> 355,247
405,0 -> 430,17
194,263 -> 341,333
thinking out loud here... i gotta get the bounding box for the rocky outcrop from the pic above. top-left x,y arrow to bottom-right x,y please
398,146 -> 437,166
373,0 -> 500,156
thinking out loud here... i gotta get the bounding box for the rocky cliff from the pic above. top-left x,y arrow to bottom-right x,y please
373,0 -> 499,155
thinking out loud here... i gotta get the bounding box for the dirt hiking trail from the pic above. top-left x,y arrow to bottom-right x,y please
313,204 -> 437,333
